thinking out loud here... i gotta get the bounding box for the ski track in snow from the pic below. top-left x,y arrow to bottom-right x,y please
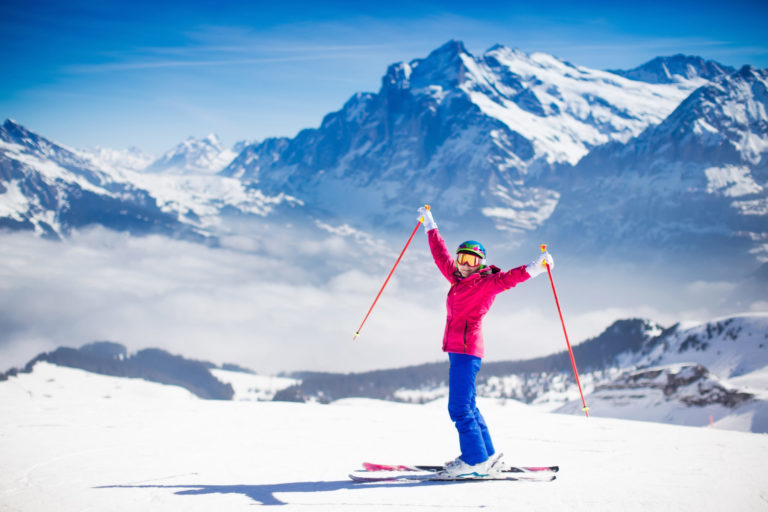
1,363 -> 767,511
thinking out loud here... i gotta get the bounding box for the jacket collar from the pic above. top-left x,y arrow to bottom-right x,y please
454,264 -> 501,280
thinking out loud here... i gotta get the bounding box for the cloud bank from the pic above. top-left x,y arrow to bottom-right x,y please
1,227 -> 760,375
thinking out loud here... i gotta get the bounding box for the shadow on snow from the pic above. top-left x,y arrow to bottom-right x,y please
97,479 -> 474,506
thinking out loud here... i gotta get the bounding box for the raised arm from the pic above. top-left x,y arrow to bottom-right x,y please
418,206 -> 457,283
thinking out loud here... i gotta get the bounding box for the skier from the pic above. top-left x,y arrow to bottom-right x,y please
417,206 -> 554,479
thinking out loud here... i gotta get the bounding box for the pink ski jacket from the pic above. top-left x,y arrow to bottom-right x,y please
428,228 -> 531,359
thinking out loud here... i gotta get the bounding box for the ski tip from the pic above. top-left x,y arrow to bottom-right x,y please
525,465 -> 560,473
362,462 -> 415,471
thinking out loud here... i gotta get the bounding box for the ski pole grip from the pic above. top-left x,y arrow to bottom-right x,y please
419,204 -> 431,223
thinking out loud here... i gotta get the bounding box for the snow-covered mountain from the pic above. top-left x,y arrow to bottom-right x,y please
542,65 -> 768,267
2,40 -> 765,270
221,41 -> 705,235
609,54 -> 736,84
0,119 -> 298,238
557,363 -> 761,429
0,119 -> 188,238
146,134 -> 237,175
85,135 -> 242,175
0,340 -> 299,402
0,341 -> 237,400
556,314 -> 768,431
269,314 -> 768,433
2,314 -> 766,434
485,313 -> 768,427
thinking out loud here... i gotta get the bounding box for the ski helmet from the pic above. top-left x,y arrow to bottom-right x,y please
456,240 -> 486,259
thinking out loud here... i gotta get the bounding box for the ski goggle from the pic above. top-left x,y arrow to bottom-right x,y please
456,252 -> 482,267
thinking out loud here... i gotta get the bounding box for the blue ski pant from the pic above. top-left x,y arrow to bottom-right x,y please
448,353 -> 494,465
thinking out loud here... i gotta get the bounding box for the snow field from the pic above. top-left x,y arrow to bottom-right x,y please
209,368 -> 299,401
1,363 -> 767,511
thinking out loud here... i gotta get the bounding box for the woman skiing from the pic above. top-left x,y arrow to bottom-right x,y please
417,206 -> 554,479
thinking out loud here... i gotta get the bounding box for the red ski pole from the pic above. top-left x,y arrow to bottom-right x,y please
541,244 -> 589,418
353,206 -> 429,341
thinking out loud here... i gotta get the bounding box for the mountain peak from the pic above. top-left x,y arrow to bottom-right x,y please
179,133 -> 222,149
484,44 -> 529,60
485,43 -> 508,53
734,64 -> 761,81
644,63 -> 768,160
383,39 -> 474,92
191,133 -> 223,146
430,39 -> 469,58
3,118 -> 22,129
610,54 -> 736,84
146,133 -> 234,175
1,118 -> 33,142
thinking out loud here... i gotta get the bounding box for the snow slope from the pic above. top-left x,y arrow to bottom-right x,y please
210,368 -> 299,401
1,362 -> 766,512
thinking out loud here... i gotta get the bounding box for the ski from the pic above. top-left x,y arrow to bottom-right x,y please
351,457 -> 558,483
349,469 -> 556,483
362,461 -> 559,474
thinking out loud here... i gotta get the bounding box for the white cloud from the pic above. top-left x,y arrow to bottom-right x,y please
0,228 -> 441,374
685,280 -> 738,296
0,227 -> 760,375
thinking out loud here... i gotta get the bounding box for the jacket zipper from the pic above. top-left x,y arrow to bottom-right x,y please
463,322 -> 468,353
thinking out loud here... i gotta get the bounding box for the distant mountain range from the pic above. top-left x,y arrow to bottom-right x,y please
87,134 -> 242,176
3,313 -> 766,433
0,120 -> 188,239
608,54 -> 736,84
263,313 -> 768,434
2,40 -> 765,272
0,119 -> 298,238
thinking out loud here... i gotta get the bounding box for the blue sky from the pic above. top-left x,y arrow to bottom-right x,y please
1,0 -> 767,154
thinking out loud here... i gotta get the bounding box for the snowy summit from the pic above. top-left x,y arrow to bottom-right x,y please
146,134 -> 238,175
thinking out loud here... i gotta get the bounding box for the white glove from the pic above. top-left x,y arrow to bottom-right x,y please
417,206 -> 437,232
525,251 -> 554,278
